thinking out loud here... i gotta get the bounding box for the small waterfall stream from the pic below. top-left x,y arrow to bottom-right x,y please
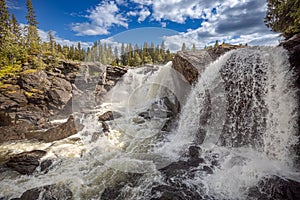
0,47 -> 299,200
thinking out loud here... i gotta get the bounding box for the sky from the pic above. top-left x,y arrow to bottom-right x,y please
7,0 -> 281,51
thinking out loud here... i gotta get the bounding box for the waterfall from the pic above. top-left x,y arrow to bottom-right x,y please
155,47 -> 299,199
0,47 -> 299,200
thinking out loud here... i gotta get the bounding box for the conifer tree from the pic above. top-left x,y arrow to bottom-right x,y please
0,0 -> 11,65
26,0 -> 40,55
48,30 -> 55,53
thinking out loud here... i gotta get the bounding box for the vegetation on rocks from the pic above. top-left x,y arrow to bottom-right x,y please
265,0 -> 300,39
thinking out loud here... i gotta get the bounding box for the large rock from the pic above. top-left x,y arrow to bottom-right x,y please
172,46 -> 239,85
247,175 -> 300,200
0,84 -> 28,110
6,150 -> 46,175
18,70 -> 51,92
47,77 -> 72,108
26,115 -> 82,142
13,184 -> 72,200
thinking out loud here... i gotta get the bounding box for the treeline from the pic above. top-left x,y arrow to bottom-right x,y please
0,0 -> 86,69
86,41 -> 174,66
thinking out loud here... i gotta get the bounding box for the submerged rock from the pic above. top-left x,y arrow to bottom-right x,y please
13,184 -> 72,200
6,150 -> 46,175
247,175 -> 300,200
98,111 -> 114,121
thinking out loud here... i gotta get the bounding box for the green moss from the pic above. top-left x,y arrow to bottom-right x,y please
21,69 -> 38,75
30,88 -> 43,94
24,91 -> 34,97
0,64 -> 22,79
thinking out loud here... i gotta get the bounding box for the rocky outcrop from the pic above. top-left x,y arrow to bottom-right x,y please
0,121 -> 34,144
13,184 -> 72,200
172,45 -> 240,85
281,33 -> 300,167
6,150 -> 46,175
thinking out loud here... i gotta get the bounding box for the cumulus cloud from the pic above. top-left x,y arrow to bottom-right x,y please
159,0 -> 280,51
138,7 -> 151,22
72,1 -> 128,36
38,29 -> 92,49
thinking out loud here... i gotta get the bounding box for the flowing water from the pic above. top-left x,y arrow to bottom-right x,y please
0,47 -> 299,200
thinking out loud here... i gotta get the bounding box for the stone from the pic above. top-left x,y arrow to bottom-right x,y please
102,121 -> 110,132
0,112 -> 12,126
40,159 -> 53,172
6,150 -> 46,175
47,77 -> 72,107
98,111 -> 114,121
14,184 -> 72,200
26,115 -> 83,142
247,175 -> 300,200
0,121 -> 34,144
18,70 -> 51,92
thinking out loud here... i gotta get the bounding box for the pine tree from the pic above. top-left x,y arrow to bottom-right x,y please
214,40 -> 219,48
48,30 -> 55,53
26,0 -> 40,55
192,44 -> 196,51
0,0 -> 11,65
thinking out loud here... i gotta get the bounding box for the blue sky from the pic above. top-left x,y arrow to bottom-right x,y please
7,0 -> 280,51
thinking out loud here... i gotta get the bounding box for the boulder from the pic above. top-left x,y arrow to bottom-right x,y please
47,77 -> 72,107
98,111 -> 114,121
172,50 -> 213,84
247,175 -> 300,200
101,121 -> 110,132
18,70 -> 51,92
6,150 -> 46,175
27,115 -> 83,142
98,111 -> 122,122
0,84 -> 28,109
172,46 -> 239,85
13,184 -> 72,200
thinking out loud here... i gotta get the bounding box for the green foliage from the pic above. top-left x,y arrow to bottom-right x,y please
0,64 -> 22,80
86,41 -> 174,67
265,0 -> 300,38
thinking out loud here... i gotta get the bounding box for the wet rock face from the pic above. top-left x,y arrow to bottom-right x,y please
0,112 -> 12,126
25,115 -> 83,143
0,121 -> 34,144
247,175 -> 300,200
172,47 -> 237,85
281,33 -> 300,166
13,184 -> 72,200
6,150 -> 46,175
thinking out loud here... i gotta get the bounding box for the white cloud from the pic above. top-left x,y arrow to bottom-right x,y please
127,11 -> 138,16
159,0 -> 280,51
6,0 -> 21,10
72,1 -> 128,36
138,7 -> 151,22
38,29 -> 92,49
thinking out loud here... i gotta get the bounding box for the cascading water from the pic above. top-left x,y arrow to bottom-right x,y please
0,47 -> 299,200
